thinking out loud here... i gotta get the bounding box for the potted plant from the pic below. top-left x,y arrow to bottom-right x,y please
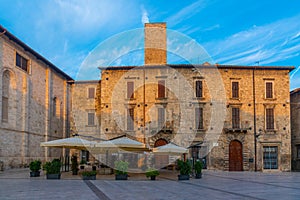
177,160 -> 191,180
194,160 -> 203,179
114,160 -> 129,180
43,159 -> 62,179
29,160 -> 42,177
82,170 -> 97,180
145,168 -> 159,180
71,155 -> 79,175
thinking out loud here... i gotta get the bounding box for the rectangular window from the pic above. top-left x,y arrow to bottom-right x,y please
266,82 -> 273,99
158,80 -> 165,98
88,113 -> 95,125
266,108 -> 274,130
88,88 -> 95,99
158,108 -> 165,128
127,82 -> 134,99
263,146 -> 278,169
195,80 -> 203,98
53,98 -> 56,117
232,81 -> 239,98
195,107 -> 203,130
2,96 -> 8,121
232,107 -> 240,129
127,108 -> 134,131
16,52 -> 28,72
297,146 -> 300,159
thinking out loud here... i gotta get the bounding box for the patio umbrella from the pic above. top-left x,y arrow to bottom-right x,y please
91,136 -> 148,153
153,143 -> 188,155
40,136 -> 96,150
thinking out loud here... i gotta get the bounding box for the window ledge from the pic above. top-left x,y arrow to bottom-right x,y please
155,98 -> 168,100
85,125 -> 97,127
193,97 -> 205,100
230,98 -> 240,100
264,98 -> 277,101
125,98 -> 136,101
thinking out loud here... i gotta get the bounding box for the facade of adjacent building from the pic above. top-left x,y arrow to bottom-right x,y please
70,80 -> 100,163
290,88 -> 300,171
97,23 -> 293,171
0,25 -> 73,169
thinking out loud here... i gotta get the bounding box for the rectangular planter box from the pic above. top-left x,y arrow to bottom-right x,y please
115,174 -> 128,180
30,171 -> 40,177
46,174 -> 61,179
178,175 -> 190,181
82,175 -> 96,180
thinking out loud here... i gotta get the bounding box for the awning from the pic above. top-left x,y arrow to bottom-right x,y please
40,136 -> 96,150
153,143 -> 188,155
91,136 -> 149,153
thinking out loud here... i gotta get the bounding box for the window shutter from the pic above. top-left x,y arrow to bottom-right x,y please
232,107 -> 240,128
158,80 -> 165,98
266,108 -> 274,130
127,108 -> 134,130
195,107 -> 203,129
266,82 -> 273,98
88,88 -> 95,99
127,82 -> 134,99
196,81 -> 203,98
158,108 -> 165,128
232,82 -> 239,98
88,113 -> 95,125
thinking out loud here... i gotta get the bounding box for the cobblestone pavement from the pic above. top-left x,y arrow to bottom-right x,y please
0,169 -> 300,200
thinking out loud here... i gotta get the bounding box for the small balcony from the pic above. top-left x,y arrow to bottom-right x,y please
223,121 -> 251,133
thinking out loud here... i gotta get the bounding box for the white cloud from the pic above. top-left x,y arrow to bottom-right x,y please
205,14 -> 300,66
166,0 -> 208,26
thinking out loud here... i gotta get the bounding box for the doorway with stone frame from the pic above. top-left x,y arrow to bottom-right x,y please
229,140 -> 243,171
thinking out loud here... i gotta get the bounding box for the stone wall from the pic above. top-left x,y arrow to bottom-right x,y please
0,33 -> 71,169
98,65 -> 292,171
291,89 -> 300,170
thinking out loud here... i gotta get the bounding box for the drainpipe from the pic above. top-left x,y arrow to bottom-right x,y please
253,68 -> 257,171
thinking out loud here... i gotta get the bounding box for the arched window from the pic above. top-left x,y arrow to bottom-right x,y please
2,71 -> 10,122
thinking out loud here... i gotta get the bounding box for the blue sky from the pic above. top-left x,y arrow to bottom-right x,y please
0,0 -> 300,89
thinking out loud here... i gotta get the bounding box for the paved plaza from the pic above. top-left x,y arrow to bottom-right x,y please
0,169 -> 300,200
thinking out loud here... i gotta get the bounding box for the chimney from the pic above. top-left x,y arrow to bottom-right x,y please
144,23 -> 167,65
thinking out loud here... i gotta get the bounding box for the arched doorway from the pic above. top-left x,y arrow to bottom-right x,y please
154,139 -> 168,169
229,140 -> 243,171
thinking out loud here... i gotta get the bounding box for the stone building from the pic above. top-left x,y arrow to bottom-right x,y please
70,80 -> 100,162
0,25 -> 73,169
97,23 -> 293,171
290,88 -> 300,171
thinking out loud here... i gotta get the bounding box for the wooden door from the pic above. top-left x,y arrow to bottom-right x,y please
229,140 -> 243,171
154,139 -> 168,169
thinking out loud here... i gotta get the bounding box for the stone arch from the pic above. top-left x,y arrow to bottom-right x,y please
149,131 -> 173,147
1,69 -> 16,122
223,134 -> 246,171
154,138 -> 168,147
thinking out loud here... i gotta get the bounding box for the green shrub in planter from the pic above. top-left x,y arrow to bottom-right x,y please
194,160 -> 203,179
43,159 -> 62,179
145,168 -> 159,180
82,170 -> 97,180
114,161 -> 129,180
29,160 -> 42,177
177,160 -> 191,180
